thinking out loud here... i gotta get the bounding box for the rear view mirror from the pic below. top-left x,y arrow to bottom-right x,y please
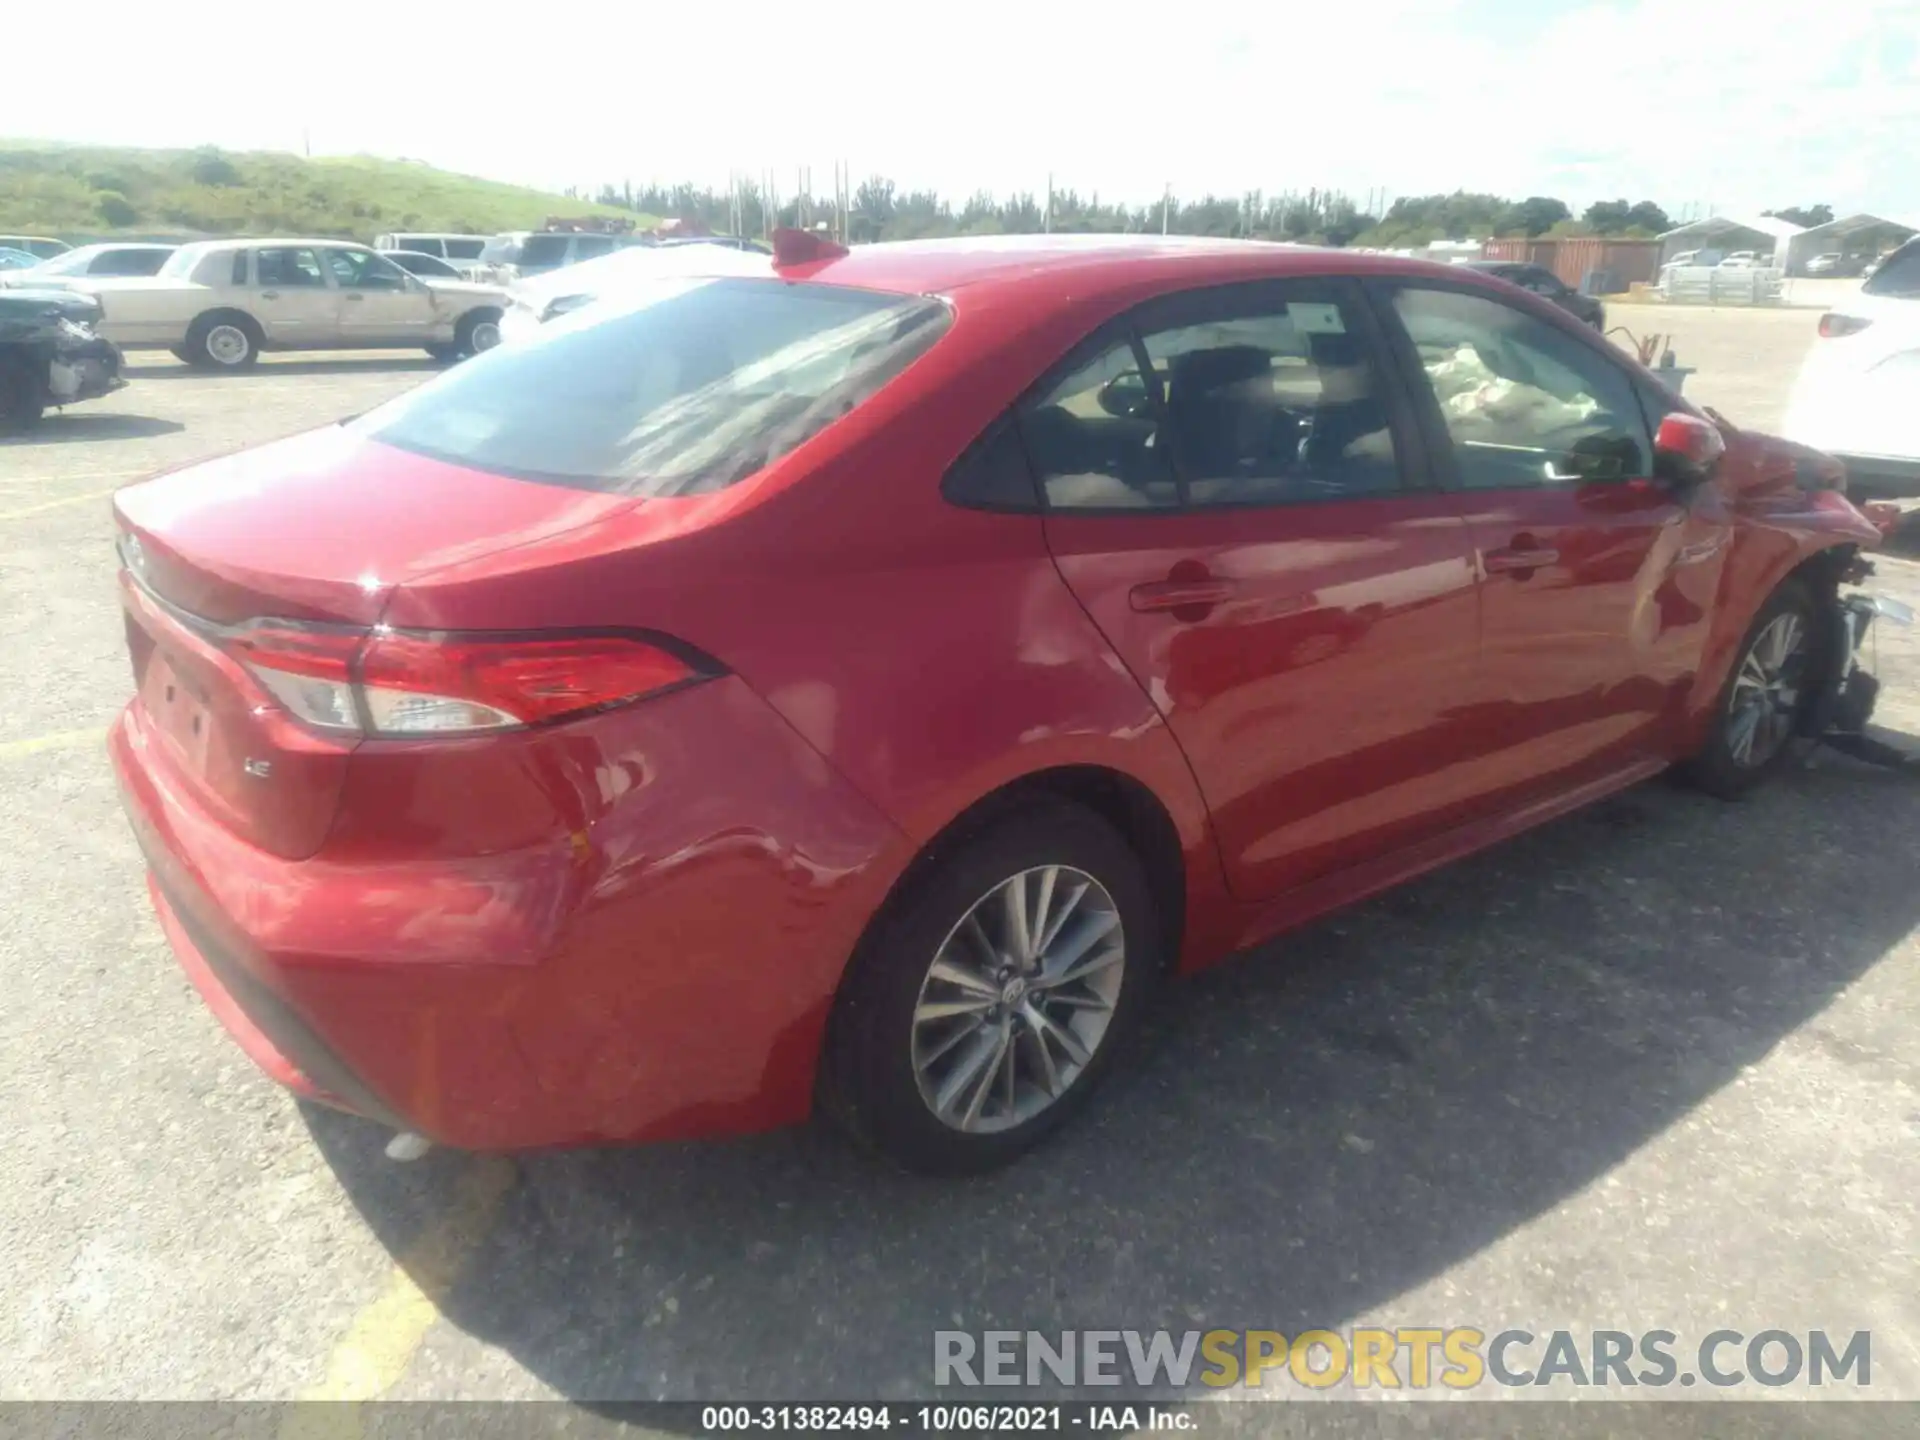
1652,412 -> 1725,487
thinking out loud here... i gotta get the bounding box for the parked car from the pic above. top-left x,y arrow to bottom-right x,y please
0,235 -> 71,259
473,230 -> 639,283
497,239 -> 774,343
372,233 -> 489,276
1783,236 -> 1920,496
1804,252 -> 1858,277
108,232 -> 1885,1174
0,248 -> 40,271
1461,260 -> 1604,328
0,287 -> 125,432
50,238 -> 509,368
382,250 -> 465,280
1717,251 -> 1763,269
0,242 -> 176,287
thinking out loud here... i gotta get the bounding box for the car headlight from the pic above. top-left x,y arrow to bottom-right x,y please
540,293 -> 594,323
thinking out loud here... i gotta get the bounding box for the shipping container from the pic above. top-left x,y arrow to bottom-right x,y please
1477,238 -> 1662,292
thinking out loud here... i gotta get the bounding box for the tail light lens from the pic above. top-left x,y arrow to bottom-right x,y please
227,622 -> 710,737
1819,313 -> 1872,338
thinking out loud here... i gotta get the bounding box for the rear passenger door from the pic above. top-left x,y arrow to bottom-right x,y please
1030,279 -> 1485,900
249,246 -> 340,342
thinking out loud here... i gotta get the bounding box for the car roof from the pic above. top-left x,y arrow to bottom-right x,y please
790,233 -> 1474,298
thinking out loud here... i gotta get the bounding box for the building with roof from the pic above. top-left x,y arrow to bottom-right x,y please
1657,214 -> 1804,270
1783,214 -> 1916,276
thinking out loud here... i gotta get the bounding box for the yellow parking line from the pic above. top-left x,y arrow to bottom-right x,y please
280,1155 -> 517,1435
0,727 -> 107,761
0,487 -> 119,522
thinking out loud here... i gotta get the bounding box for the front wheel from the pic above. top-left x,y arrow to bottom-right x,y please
825,799 -> 1161,1174
1685,578 -> 1825,798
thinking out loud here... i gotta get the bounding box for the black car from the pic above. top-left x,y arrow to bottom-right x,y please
1462,260 -> 1606,329
0,287 -> 126,433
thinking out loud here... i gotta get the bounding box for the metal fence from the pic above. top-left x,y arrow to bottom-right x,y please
1658,266 -> 1785,306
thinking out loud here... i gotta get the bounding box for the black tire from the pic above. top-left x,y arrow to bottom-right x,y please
168,346 -> 192,363
1684,577 -> 1827,799
183,311 -> 262,371
0,355 -> 45,434
454,309 -> 502,359
423,342 -> 459,364
824,798 -> 1163,1175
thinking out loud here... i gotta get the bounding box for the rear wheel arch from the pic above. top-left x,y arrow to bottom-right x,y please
856,766 -> 1190,981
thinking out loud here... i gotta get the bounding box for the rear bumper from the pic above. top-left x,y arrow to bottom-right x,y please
109,675 -> 910,1151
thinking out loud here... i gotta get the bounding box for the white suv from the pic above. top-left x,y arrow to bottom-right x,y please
1782,238 -> 1920,496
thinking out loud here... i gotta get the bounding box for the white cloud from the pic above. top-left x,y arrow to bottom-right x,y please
5,0 -> 1917,218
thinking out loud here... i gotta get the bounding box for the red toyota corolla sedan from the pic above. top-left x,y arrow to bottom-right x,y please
110,231 -> 1882,1173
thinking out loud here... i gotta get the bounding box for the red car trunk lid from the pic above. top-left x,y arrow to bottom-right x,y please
112,426 -> 637,859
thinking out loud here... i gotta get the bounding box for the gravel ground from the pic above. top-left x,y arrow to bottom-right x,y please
1,330 -> 1916,1432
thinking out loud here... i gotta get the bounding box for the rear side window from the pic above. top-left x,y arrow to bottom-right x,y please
356,278 -> 951,496
445,238 -> 485,260
1864,243 -> 1920,298
1017,283 -> 1400,509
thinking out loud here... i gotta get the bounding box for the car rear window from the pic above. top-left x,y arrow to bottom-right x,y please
1864,243 -> 1920,298
355,277 -> 952,496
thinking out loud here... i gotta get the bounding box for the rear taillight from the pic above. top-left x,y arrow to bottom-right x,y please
1819,313 -> 1872,338
227,622 -> 710,738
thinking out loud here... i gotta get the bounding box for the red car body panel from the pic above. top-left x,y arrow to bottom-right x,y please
107,237 -> 1882,1151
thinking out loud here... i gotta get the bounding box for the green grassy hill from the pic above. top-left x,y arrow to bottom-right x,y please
0,143 -> 655,243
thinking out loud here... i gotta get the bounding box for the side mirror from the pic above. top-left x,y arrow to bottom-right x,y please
1652,412 -> 1725,487
1097,372 -> 1153,419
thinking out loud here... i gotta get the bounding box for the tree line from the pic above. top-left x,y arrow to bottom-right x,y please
578,179 -> 1794,249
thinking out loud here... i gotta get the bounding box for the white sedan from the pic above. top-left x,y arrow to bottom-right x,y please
1782,238 -> 1920,497
498,241 -> 773,344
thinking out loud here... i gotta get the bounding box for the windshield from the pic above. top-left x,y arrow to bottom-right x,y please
355,278 -> 950,496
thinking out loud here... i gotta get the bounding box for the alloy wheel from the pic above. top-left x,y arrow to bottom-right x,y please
910,865 -> 1126,1134
1726,611 -> 1810,769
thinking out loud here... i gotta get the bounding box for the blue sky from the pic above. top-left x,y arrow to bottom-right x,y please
6,0 -> 1917,220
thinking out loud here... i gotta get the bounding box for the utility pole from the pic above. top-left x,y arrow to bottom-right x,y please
1161,183 -> 1172,235
1045,173 -> 1053,233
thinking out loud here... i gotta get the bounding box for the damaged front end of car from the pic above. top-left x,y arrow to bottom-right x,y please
0,286 -> 126,432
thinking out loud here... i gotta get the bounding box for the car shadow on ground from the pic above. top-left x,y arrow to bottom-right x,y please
123,357 -> 443,380
1,413 -> 185,445
303,754 -> 1920,1413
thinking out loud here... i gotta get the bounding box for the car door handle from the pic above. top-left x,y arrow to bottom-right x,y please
1483,541 -> 1559,577
1129,576 -> 1237,614
260,290 -> 279,300
343,292 -> 364,302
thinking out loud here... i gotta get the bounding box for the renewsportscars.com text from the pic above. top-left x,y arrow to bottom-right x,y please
933,1328 -> 1871,1391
